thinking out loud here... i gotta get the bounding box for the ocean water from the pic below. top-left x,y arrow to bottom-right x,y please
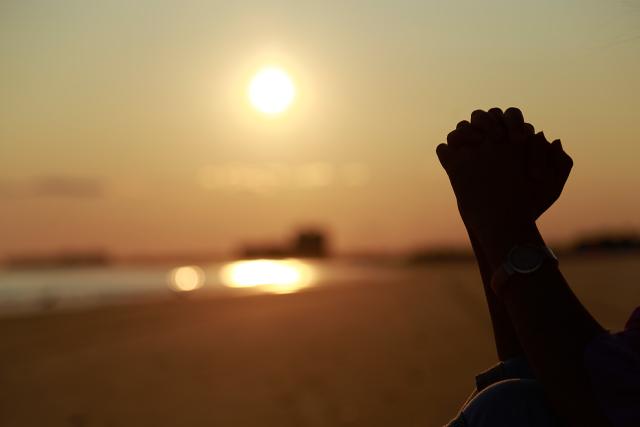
1,255 -> 638,326
0,259 -> 424,314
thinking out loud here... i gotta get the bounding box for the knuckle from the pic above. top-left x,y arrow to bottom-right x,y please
446,130 -> 458,144
505,107 -> 523,116
523,123 -> 535,134
470,109 -> 486,121
456,120 -> 470,129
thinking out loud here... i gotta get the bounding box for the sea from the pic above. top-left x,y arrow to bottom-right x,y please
1,255 -> 639,324
0,258 -> 424,314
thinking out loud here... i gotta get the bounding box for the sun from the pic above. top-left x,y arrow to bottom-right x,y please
248,66 -> 295,115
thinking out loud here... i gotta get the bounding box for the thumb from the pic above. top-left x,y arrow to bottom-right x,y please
436,143 -> 453,172
550,139 -> 573,185
527,132 -> 553,182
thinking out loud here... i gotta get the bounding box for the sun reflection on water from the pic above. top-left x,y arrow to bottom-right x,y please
219,259 -> 314,294
168,266 -> 205,292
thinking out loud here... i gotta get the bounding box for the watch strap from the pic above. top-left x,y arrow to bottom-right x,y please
491,246 -> 558,297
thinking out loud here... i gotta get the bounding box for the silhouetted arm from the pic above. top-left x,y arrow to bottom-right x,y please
475,221 -> 611,427
437,107 -> 612,425
466,226 -> 524,360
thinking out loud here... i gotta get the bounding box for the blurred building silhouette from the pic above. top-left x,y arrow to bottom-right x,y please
240,228 -> 329,259
4,251 -> 110,270
573,232 -> 640,254
406,247 -> 474,264
292,230 -> 328,258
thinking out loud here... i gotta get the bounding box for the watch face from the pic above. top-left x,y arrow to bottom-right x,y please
509,246 -> 546,273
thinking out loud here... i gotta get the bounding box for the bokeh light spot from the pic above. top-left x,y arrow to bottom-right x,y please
169,266 -> 205,292
220,259 -> 313,294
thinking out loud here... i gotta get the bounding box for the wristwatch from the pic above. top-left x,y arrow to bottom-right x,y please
491,245 -> 558,296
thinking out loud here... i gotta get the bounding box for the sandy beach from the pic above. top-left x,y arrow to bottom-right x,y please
1,255 -> 638,427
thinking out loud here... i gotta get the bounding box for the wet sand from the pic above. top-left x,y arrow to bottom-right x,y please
1,256 -> 637,427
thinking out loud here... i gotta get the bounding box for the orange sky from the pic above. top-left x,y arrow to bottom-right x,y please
1,1 -> 639,256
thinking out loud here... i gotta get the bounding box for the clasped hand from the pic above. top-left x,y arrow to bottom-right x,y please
436,107 -> 573,234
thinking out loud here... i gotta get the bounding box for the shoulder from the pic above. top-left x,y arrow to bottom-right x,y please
583,307 -> 640,427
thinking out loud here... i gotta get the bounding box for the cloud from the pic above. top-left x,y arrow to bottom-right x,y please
198,162 -> 370,194
31,176 -> 106,198
0,175 -> 107,199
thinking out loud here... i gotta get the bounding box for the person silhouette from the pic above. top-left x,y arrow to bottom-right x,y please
437,108 -> 640,427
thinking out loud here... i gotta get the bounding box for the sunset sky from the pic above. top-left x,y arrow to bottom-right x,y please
1,0 -> 639,257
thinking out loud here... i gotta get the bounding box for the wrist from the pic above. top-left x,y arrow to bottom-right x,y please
473,221 -> 544,271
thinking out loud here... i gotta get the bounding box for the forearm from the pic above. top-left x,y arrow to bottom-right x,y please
466,226 -> 524,360
502,268 -> 609,426
475,222 -> 608,425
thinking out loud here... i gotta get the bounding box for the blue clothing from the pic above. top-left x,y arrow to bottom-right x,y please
446,358 -> 563,427
447,307 -> 640,427
449,379 -> 563,427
